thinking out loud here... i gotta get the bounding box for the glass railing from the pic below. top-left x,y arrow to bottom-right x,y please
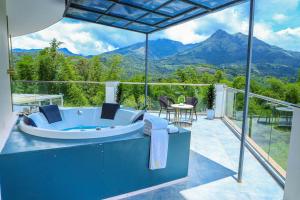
225,87 -> 298,178
120,82 -> 209,112
12,80 -> 107,112
12,80 -> 209,113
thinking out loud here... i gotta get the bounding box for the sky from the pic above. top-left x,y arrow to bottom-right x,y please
12,0 -> 300,56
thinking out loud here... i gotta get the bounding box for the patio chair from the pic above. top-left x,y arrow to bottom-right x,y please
185,97 -> 198,120
158,96 -> 175,121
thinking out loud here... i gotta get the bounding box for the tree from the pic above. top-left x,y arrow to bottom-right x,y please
265,77 -> 285,99
57,58 -> 89,106
36,39 -> 64,81
88,56 -> 104,82
106,55 -> 122,81
86,56 -> 106,105
285,85 -> 299,104
233,76 -> 245,89
15,55 -> 36,80
214,70 -> 224,83
75,58 -> 90,81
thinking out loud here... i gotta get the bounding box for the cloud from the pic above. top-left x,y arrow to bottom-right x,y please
256,0 -> 299,17
275,27 -> 300,51
253,23 -> 300,51
162,21 -> 207,44
12,19 -> 144,55
272,14 -> 288,23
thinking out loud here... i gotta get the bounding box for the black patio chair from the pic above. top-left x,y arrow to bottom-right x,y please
158,96 -> 175,121
185,97 -> 198,120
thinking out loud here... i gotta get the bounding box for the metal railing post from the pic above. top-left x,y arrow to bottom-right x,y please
144,33 -> 149,109
238,0 -> 255,183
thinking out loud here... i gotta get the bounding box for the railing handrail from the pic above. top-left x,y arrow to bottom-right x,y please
13,80 -> 211,86
12,80 -> 300,108
227,87 -> 300,109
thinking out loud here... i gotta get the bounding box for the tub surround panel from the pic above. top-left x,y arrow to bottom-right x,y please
0,129 -> 191,200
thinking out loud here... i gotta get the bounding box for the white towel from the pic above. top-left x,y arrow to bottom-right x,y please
149,129 -> 169,170
143,114 -> 168,130
167,125 -> 179,134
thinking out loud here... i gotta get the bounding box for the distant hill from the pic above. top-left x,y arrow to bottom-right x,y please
104,38 -> 196,60
13,48 -> 85,57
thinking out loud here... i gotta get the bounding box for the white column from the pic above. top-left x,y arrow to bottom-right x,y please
105,81 -> 119,104
284,107 -> 300,200
214,84 -> 226,118
0,0 -> 17,151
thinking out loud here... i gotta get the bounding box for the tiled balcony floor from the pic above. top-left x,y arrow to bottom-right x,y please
125,115 -> 284,200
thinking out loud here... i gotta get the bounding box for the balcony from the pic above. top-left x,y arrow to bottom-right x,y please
7,80 -> 292,199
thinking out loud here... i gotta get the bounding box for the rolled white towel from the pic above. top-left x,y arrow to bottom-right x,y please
144,124 -> 152,136
167,125 -> 179,134
143,114 -> 168,130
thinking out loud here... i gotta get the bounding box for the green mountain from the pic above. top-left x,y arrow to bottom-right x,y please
103,30 -> 300,79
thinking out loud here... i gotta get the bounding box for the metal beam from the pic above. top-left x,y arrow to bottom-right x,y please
124,0 -> 173,28
238,0 -> 255,183
152,5 -> 199,26
144,34 -> 149,109
64,15 -> 146,34
96,2 -> 117,22
180,0 -> 212,10
109,0 -> 172,18
69,3 -> 160,28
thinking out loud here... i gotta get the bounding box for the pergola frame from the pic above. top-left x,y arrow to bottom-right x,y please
64,0 -> 255,183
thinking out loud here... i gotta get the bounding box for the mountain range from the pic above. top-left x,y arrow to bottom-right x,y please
13,30 -> 300,79
13,48 -> 85,57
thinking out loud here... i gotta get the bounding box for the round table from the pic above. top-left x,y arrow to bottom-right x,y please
275,106 -> 293,127
171,104 -> 194,125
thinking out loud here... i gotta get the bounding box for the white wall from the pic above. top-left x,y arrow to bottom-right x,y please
284,108 -> 300,200
105,81 -> 119,103
0,0 -> 13,142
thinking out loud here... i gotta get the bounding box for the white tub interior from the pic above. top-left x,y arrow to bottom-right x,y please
19,107 -> 144,139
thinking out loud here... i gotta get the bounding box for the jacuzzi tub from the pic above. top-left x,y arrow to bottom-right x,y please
19,107 -> 144,139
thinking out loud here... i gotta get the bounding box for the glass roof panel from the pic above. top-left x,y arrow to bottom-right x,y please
65,0 -> 247,33
127,23 -> 157,33
97,16 -> 130,27
66,7 -> 100,21
120,0 -> 170,10
157,0 -> 194,16
108,4 -> 148,20
138,13 -> 167,25
189,0 -> 233,8
71,0 -> 114,12
158,7 -> 205,27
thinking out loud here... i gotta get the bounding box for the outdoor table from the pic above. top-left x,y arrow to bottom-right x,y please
275,106 -> 293,127
171,104 -> 194,125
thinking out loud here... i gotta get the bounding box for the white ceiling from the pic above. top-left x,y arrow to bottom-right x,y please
6,0 -> 65,37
